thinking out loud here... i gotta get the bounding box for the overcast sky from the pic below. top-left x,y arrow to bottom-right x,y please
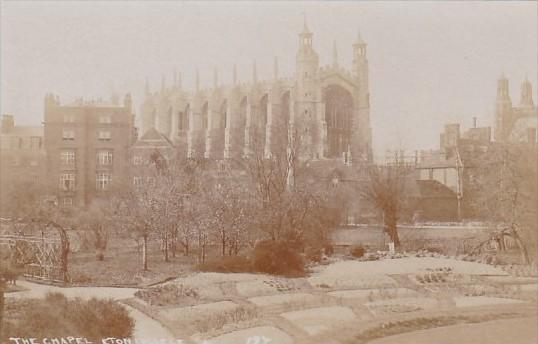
1,1 -> 537,159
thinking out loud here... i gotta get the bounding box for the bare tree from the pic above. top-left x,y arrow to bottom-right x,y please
77,202 -> 113,261
358,162 -> 411,248
239,120 -> 343,251
468,143 -> 538,264
202,178 -> 252,256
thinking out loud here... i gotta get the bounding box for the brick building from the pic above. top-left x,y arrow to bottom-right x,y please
0,114 -> 46,214
43,94 -> 136,208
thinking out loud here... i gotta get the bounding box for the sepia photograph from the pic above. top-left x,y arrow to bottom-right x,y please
0,1 -> 537,343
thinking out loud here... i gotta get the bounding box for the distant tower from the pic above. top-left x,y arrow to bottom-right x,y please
295,16 -> 320,158
520,77 -> 534,107
352,29 -> 372,162
124,93 -> 132,113
295,16 -> 319,81
495,74 -> 512,142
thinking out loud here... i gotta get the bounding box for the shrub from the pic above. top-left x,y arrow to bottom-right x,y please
305,247 -> 322,263
3,292 -> 134,342
425,247 -> 444,254
252,240 -> 305,277
193,305 -> 258,333
323,243 -> 335,256
135,283 -> 199,306
350,245 -> 366,258
197,255 -> 253,273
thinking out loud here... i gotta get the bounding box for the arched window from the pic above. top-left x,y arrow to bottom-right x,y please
324,85 -> 353,158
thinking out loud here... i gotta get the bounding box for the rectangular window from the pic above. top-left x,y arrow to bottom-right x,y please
133,176 -> 143,187
98,130 -> 111,141
96,173 -> 111,190
133,155 -> 143,165
62,129 -> 75,140
21,138 -> 31,150
60,150 -> 76,165
59,173 -> 76,191
62,197 -> 73,207
99,115 -> 112,124
30,137 -> 41,150
97,150 -> 113,165
63,114 -> 75,123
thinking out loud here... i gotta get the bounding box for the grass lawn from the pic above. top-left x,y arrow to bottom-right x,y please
68,242 -> 199,286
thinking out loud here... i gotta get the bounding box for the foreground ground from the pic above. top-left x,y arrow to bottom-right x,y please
7,256 -> 538,344
368,316 -> 538,344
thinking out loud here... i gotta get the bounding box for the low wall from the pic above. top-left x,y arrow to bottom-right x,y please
331,224 -> 492,254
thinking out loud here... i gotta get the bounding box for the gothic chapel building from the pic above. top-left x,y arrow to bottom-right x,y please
140,22 -> 373,163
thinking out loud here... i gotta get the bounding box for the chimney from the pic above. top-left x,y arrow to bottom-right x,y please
1,114 -> 14,134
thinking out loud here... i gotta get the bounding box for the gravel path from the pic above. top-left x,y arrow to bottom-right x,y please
6,280 -> 138,300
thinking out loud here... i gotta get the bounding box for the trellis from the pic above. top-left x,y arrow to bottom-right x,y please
0,220 -> 69,283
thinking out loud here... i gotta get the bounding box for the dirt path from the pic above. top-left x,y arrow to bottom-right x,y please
121,304 -> 176,340
7,280 -> 138,300
367,316 -> 538,344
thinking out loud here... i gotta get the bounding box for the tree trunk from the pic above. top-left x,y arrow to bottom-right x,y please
142,234 -> 148,271
222,231 -> 226,256
385,215 -> 401,248
163,231 -> 169,262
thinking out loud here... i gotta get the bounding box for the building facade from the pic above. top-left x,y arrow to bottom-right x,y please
43,94 -> 136,208
0,114 -> 46,215
495,75 -> 537,144
140,23 -> 373,163
130,127 -> 176,188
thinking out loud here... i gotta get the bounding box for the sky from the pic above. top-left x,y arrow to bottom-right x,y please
1,1 -> 537,159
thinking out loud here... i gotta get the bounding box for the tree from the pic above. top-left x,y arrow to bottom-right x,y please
240,119 -> 343,252
78,202 -> 112,261
111,181 -> 153,271
468,143 -> 538,264
358,162 -> 411,248
203,178 -> 252,256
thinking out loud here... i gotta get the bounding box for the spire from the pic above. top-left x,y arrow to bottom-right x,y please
161,75 -> 165,92
274,56 -> 279,79
355,28 -> 366,45
520,76 -> 534,107
302,11 -> 310,33
213,67 -> 218,89
299,12 -> 313,49
195,68 -> 200,92
145,77 -> 150,95
177,72 -> 182,89
332,40 -> 338,67
233,64 -> 238,85
252,60 -> 258,84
